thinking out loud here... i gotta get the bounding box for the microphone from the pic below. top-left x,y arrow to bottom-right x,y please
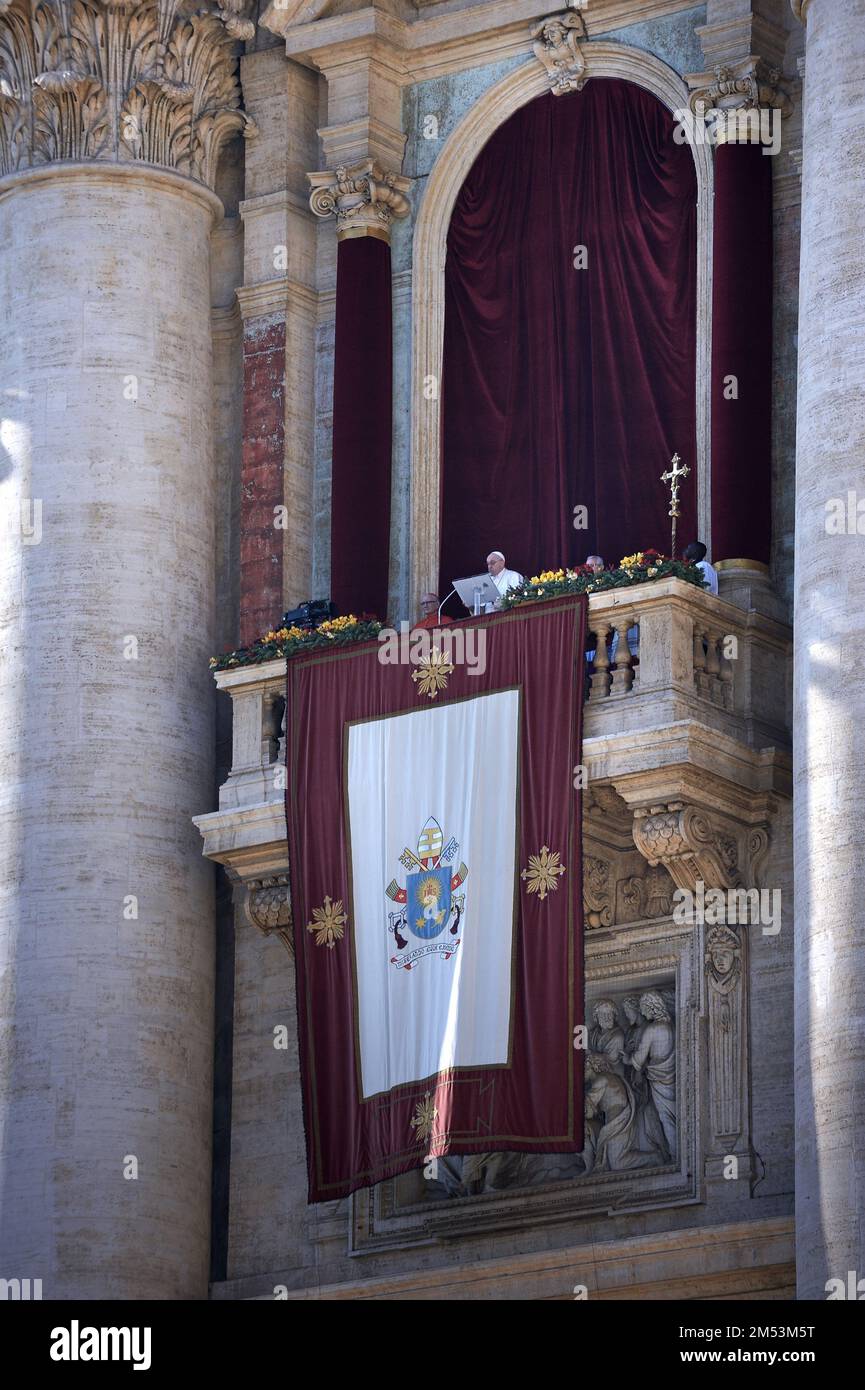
438,588 -> 457,622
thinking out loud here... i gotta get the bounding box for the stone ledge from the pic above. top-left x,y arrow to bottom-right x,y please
210,1215 -> 794,1300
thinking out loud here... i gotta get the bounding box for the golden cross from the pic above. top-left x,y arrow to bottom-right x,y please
660,452 -> 690,557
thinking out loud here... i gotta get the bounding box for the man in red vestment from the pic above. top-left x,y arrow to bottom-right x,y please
413,592 -> 454,629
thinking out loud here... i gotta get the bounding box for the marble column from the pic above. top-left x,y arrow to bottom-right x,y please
0,0 -> 253,1298
792,0 -> 865,1300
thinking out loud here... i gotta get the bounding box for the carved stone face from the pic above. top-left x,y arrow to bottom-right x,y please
623,1001 -> 639,1024
596,1002 -> 616,1030
711,945 -> 735,976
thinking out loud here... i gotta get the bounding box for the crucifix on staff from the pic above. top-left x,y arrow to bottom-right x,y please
660,452 -> 690,557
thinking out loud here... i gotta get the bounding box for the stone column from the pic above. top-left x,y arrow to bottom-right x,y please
0,0 -> 253,1299
792,0 -> 865,1300
688,12 -> 792,574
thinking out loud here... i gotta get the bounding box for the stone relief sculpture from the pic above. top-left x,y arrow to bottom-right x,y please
423,986 -> 677,1198
430,1151 -> 538,1198
531,11 -> 588,96
589,998 -> 626,1073
582,1052 -> 657,1173
705,924 -> 745,1139
624,990 -> 677,1164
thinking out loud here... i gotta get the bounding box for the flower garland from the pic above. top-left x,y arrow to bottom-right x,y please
500,550 -> 705,607
210,553 -> 705,669
210,613 -> 382,671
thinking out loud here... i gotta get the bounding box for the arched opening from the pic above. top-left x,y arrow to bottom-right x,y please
438,78 -> 697,593
408,45 -> 711,612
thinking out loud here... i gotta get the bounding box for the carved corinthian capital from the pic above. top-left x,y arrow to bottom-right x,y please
0,0 -> 256,187
308,160 -> 411,242
687,58 -> 793,118
243,874 -> 293,958
531,10 -> 587,96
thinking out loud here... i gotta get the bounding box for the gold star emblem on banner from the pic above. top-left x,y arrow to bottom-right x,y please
521,846 -> 566,901
306,895 -> 347,949
410,1091 -> 438,1145
411,647 -> 454,699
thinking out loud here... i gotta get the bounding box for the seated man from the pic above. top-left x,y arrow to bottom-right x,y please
483,551 -> 523,612
413,592 -> 453,630
684,540 -> 718,595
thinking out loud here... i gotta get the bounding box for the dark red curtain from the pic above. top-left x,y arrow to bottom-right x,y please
440,80 -> 697,592
331,234 -> 393,619
711,141 -> 772,564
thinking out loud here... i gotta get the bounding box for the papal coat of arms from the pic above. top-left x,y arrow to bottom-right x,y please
385,817 -> 468,971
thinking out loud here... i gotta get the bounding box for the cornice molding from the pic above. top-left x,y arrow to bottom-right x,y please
0,0 -> 256,189
261,0 -> 712,86
236,276 -> 318,321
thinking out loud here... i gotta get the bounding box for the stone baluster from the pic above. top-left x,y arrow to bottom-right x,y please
588,621 -> 612,699
709,628 -> 723,681
610,616 -> 636,694
718,640 -> 735,709
261,690 -> 283,765
278,697 -> 287,764
693,621 -> 708,696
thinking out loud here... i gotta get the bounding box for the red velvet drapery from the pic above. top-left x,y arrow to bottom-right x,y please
331,234 -> 393,619
440,80 -> 698,591
711,140 -> 772,565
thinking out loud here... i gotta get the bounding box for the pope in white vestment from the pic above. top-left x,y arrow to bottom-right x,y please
484,551 -> 523,612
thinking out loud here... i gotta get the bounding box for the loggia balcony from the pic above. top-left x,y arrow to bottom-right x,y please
193,576 -> 792,892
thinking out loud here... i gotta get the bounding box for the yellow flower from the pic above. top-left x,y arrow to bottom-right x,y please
529,576 -> 541,585
620,551 -> 645,570
319,614 -> 358,635
647,566 -> 658,577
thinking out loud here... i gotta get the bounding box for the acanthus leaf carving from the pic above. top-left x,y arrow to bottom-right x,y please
0,0 -> 256,187
621,863 -> 675,922
583,854 -> 613,929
